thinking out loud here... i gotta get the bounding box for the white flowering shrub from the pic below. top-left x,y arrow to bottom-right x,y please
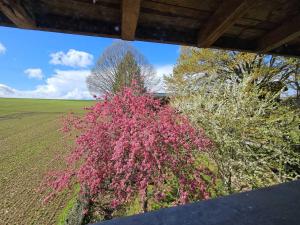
172,77 -> 300,193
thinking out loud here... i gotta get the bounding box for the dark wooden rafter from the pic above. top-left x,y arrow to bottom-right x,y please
0,0 -> 35,29
197,0 -> 255,48
256,14 -> 300,53
121,0 -> 141,41
0,0 -> 299,57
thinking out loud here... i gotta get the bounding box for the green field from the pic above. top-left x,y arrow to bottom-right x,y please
0,98 -> 94,225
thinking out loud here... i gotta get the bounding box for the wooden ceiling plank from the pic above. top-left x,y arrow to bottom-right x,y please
257,14 -> 300,53
197,0 -> 254,48
142,0 -> 210,20
122,0 -> 141,40
0,0 -> 35,29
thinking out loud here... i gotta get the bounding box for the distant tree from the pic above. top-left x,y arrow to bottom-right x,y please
112,52 -> 145,93
87,41 -> 156,96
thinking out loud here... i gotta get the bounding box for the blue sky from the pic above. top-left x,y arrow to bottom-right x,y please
0,26 -> 178,99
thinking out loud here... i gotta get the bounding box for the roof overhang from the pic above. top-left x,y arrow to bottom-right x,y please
1,0 -> 300,57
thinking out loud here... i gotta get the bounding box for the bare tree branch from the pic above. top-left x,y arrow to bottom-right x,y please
86,41 -> 157,96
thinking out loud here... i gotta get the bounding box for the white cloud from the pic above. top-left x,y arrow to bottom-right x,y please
0,70 -> 92,100
50,49 -> 94,68
0,84 -> 16,96
0,64 -> 173,99
151,64 -> 174,93
24,68 -> 44,80
0,42 -> 6,54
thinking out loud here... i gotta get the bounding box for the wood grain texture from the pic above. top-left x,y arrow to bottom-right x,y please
122,0 -> 141,40
257,14 -> 300,53
0,0 -> 299,56
0,0 -> 35,28
197,0 -> 255,47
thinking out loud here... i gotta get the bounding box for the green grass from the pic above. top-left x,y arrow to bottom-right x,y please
0,98 -> 93,115
56,185 -> 81,225
0,98 -> 94,225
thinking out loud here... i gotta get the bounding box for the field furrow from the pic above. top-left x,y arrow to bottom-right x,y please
0,98 -> 93,225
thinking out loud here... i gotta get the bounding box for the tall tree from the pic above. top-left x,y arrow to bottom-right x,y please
87,41 -> 156,96
165,47 -> 300,98
284,58 -> 300,100
112,52 -> 145,93
166,47 -> 300,193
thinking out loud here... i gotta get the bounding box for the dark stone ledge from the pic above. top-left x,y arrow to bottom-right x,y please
93,180 -> 300,225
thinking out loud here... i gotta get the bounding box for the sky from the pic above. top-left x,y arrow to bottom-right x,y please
0,26 -> 179,99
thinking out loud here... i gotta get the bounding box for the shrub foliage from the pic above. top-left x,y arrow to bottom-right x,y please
172,77 -> 300,193
43,86 -> 213,213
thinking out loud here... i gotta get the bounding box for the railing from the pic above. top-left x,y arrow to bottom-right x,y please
93,180 -> 300,225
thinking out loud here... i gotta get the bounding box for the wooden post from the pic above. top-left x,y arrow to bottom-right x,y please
121,0 -> 141,41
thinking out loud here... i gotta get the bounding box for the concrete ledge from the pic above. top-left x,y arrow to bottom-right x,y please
93,180 -> 300,225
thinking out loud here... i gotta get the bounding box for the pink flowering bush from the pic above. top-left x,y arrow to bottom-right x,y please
43,86 -> 213,213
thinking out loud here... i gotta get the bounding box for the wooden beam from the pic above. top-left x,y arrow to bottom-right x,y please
197,0 -> 254,48
121,0 -> 141,40
257,15 -> 300,53
0,0 -> 35,29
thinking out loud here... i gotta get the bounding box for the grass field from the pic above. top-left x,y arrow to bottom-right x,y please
0,98 -> 94,225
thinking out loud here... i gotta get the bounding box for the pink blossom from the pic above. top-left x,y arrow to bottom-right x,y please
43,85 -> 213,208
